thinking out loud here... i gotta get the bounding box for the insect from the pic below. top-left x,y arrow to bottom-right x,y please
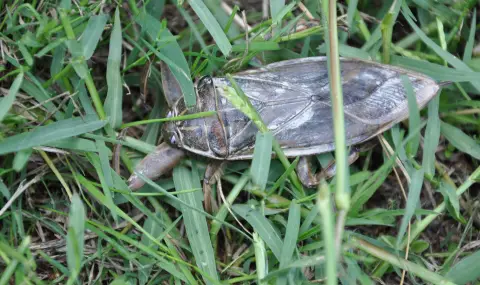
128,57 -> 440,194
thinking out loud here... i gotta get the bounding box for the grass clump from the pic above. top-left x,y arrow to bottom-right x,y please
1,0 -> 480,284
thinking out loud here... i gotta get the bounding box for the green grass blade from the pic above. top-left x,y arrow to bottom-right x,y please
270,0 -> 285,21
172,166 -> 219,284
0,72 -> 23,122
13,149 -> 33,172
138,213 -> 165,284
188,0 -> 231,56
66,194 -> 86,282
401,5 -> 480,92
81,14 -> 109,60
233,204 -> 283,260
446,249 -> 480,284
422,95 -> 441,177
437,182 -> 462,221
250,131 -> 273,190
254,232 -> 268,285
0,115 -> 106,155
401,75 -> 421,157
47,137 -> 102,153
396,169 -> 424,247
104,8 -> 123,129
279,201 -> 300,267
441,121 -> 480,160
135,11 -> 196,107
272,2 -> 294,25
462,8 -> 476,62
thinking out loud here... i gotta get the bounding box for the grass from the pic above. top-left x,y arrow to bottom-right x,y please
0,0 -> 480,284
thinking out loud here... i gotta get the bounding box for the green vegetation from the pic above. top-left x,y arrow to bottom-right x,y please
1,0 -> 479,284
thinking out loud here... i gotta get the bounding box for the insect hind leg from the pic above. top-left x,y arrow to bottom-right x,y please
296,143 -> 374,188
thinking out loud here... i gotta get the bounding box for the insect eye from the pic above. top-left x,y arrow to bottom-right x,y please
170,135 -> 176,144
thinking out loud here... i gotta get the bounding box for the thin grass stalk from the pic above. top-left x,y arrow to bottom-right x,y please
322,0 -> 349,268
39,150 -> 73,200
321,0 -> 349,210
317,180 -> 336,285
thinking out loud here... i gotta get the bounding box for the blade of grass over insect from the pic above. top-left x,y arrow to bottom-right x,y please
321,0 -> 349,210
422,95 -> 440,177
172,166 -> 219,284
80,14 -> 108,60
317,179 -> 336,285
440,121 -> 480,160
188,0 -> 231,56
250,132 -> 273,190
401,75 -> 421,157
66,194 -> 85,284
104,8 -> 123,129
0,116 -> 106,155
120,111 -> 216,129
0,72 -> 23,122
224,75 -> 304,196
233,204 -> 283,260
321,2 -> 349,278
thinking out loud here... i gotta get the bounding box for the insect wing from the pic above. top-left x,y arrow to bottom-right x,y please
214,57 -> 439,159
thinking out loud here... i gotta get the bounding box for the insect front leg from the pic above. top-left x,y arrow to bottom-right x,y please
128,142 -> 186,190
203,161 -> 227,213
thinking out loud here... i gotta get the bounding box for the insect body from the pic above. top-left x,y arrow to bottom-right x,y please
128,57 -> 439,190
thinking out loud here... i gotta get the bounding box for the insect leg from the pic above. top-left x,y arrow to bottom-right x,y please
320,141 -> 378,182
296,156 -> 322,188
128,142 -> 186,190
297,142 -> 377,188
203,161 -> 227,213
